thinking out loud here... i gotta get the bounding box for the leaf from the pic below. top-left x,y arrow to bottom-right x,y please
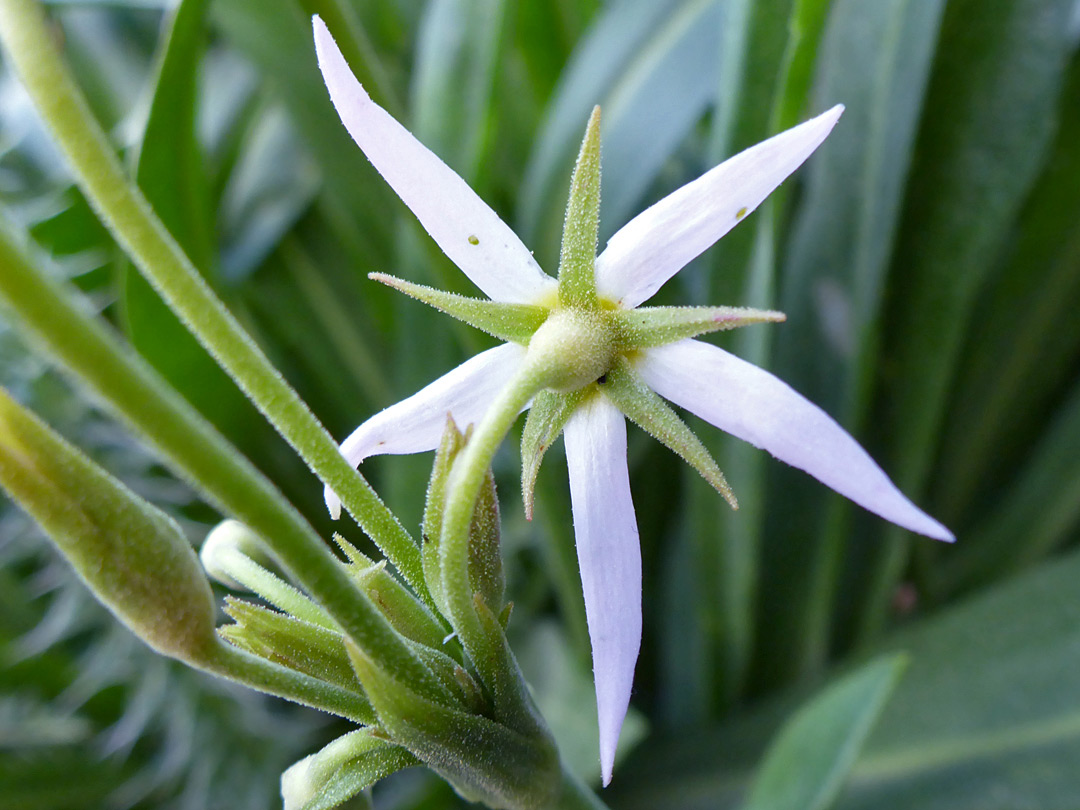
412,0 -> 508,180
609,547 -> 1080,810
519,0 -> 723,268
122,0 -> 266,451
857,0 -> 1077,642
742,654 -> 906,810
210,0 -> 396,251
754,0 -> 950,685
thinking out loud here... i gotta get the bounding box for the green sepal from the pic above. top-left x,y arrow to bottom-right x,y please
421,418 -> 506,621
0,387 -> 217,663
612,305 -> 786,349
346,640 -> 560,810
220,598 -> 373,717
281,729 -> 418,810
335,535 -> 454,656
557,106 -> 602,310
202,520 -> 337,630
520,390 -> 584,519
603,359 -> 737,508
371,273 -> 549,343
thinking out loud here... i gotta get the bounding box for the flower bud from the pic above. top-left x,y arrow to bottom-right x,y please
0,388 -> 216,662
282,729 -> 416,810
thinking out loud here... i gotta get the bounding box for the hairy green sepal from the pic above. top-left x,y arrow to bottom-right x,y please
557,106 -> 602,310
520,389 -> 586,519
612,305 -> 785,349
602,360 -> 737,508
371,273 -> 549,343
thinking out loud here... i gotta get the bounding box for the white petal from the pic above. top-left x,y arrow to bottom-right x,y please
324,343 -> 526,519
595,105 -> 844,308
563,396 -> 642,786
639,341 -> 954,541
312,17 -> 555,304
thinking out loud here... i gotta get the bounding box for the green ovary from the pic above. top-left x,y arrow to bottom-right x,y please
525,308 -> 617,393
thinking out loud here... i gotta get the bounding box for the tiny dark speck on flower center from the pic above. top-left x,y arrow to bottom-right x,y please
736,206 -> 748,219
468,234 -> 480,245
597,374 -> 607,384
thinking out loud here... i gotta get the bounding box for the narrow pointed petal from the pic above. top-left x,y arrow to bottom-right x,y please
638,341 -> 954,541
595,106 -> 844,308
370,273 -> 549,343
324,343 -> 526,519
313,17 -> 555,304
563,397 -> 642,785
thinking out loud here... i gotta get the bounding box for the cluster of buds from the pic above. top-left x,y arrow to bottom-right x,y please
202,420 -> 561,810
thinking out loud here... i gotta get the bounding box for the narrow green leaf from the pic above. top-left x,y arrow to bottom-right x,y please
123,0 -> 268,451
858,0 -> 1077,645
743,654 -> 906,810
412,0 -> 508,179
615,547 -> 1080,810
759,0 -> 951,683
520,0 -> 723,266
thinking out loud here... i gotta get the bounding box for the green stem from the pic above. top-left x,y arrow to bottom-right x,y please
0,218 -> 447,704
438,361 -> 547,668
0,0 -> 430,607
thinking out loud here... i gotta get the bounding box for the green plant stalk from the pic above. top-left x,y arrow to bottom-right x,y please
0,225 -> 447,702
0,0 -> 431,608
438,362 -> 548,678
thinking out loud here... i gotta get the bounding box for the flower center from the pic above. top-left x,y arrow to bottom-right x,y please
526,308 -> 616,393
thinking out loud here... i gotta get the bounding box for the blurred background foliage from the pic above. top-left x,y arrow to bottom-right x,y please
1,0 -> 1079,807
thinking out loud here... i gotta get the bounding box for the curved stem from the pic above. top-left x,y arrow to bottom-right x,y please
438,360 -> 547,676
0,0 -> 430,607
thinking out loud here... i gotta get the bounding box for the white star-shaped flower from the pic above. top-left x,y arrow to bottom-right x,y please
313,16 -> 952,787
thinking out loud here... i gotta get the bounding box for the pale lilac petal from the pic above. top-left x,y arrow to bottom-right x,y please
563,396 -> 642,786
638,340 -> 954,541
324,343 -> 526,519
312,17 -> 555,304
595,105 -> 844,308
